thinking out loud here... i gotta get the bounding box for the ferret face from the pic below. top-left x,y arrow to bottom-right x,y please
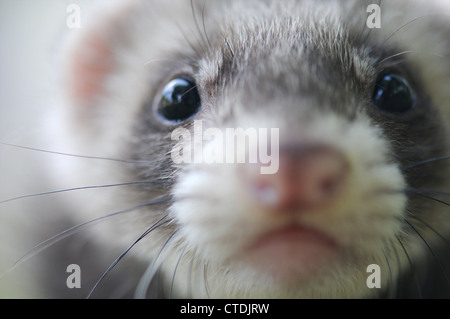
49,0 -> 450,298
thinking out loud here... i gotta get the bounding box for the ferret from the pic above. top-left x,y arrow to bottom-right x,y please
1,0 -> 450,299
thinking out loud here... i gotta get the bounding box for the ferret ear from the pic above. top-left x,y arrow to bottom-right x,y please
60,0 -> 139,106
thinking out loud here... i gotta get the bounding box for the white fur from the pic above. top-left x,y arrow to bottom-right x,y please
29,0 -> 450,298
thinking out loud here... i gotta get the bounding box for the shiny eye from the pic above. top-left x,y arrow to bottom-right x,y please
372,73 -> 416,113
157,76 -> 201,123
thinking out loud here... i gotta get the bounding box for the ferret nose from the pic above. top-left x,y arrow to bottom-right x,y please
248,145 -> 349,212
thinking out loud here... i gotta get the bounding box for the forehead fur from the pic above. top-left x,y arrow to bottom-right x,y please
194,0 -> 377,123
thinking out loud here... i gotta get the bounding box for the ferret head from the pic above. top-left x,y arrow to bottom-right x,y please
51,0 -> 450,298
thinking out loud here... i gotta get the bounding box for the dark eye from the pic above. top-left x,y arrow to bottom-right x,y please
372,73 -> 416,113
157,76 -> 201,123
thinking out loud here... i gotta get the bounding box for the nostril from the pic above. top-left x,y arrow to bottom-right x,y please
247,144 -> 349,212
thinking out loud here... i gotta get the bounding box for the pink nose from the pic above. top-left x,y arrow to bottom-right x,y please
249,145 -> 348,212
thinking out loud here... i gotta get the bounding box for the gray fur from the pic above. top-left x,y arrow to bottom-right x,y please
1,0 -> 450,298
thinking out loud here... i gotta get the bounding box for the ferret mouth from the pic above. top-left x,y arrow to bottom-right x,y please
241,225 -> 339,283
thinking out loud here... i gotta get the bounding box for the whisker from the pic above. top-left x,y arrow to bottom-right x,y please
175,21 -> 204,58
377,50 -> 415,64
372,13 -> 446,56
395,234 -> 423,298
0,197 -> 171,281
0,142 -> 153,165
180,85 -> 199,99
87,214 -> 171,299
387,238 -> 402,298
405,188 -> 450,197
187,246 -> 198,298
169,242 -> 188,299
382,239 -> 396,298
377,50 -> 443,65
203,261 -> 211,298
408,214 -> 450,248
358,0 -> 382,46
201,0 -> 211,48
0,180 -> 172,205
134,229 -> 179,299
190,0 -> 210,49
403,188 -> 450,196
402,155 -> 450,171
397,144 -> 445,159
404,218 -> 450,287
404,189 -> 450,207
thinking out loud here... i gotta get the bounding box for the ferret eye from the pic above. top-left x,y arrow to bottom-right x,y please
157,77 -> 201,123
372,73 -> 416,113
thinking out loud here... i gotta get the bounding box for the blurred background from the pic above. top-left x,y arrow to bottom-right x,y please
0,0 -> 91,298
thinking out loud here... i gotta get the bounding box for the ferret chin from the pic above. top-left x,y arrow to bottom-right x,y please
5,0 -> 449,299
